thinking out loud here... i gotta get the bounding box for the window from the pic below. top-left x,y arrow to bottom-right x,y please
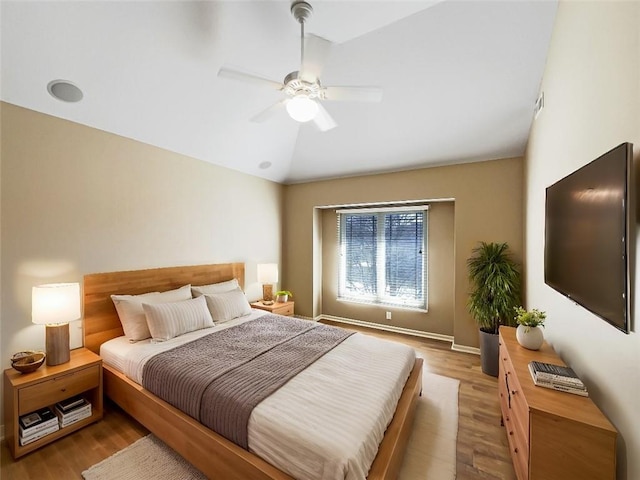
338,206 -> 428,309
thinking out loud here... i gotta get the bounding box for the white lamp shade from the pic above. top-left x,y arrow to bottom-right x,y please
286,96 -> 319,122
257,264 -> 279,284
32,283 -> 81,325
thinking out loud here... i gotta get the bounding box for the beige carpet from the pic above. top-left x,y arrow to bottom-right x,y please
82,371 -> 459,480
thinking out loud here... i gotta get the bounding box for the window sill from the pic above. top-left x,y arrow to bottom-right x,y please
337,297 -> 428,313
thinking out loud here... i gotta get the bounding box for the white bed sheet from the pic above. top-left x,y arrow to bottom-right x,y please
100,310 -> 415,480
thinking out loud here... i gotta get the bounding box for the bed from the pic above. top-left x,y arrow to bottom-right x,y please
83,263 -> 423,480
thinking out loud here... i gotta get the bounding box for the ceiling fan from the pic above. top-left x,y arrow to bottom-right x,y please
218,0 -> 383,132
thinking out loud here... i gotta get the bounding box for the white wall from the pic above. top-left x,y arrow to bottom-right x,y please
0,103 -> 283,426
524,2 -> 640,479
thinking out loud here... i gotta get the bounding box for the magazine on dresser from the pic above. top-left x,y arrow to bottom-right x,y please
529,361 -> 586,385
528,363 -> 589,396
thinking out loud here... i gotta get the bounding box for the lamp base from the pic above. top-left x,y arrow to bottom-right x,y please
46,323 -> 70,366
262,284 -> 274,302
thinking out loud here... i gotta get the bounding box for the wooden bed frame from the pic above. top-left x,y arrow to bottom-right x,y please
83,263 -> 423,480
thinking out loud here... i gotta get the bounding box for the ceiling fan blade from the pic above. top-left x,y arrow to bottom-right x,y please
322,86 -> 383,103
250,100 -> 287,123
312,102 -> 337,132
218,67 -> 283,90
300,34 -> 332,83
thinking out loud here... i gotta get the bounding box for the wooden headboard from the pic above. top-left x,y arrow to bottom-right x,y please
83,263 -> 245,354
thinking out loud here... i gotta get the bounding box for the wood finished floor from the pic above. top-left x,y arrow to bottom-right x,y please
1,322 -> 516,479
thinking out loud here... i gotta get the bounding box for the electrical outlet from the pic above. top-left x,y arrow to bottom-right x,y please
385,311 -> 392,320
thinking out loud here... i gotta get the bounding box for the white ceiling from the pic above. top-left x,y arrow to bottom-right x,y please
1,1 -> 558,184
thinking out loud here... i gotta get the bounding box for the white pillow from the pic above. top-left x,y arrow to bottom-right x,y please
111,284 -> 192,341
143,295 -> 214,341
191,279 -> 240,297
203,288 -> 251,323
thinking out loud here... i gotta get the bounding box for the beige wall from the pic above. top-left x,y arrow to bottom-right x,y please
320,202 -> 455,336
284,157 -> 523,349
0,102 -> 283,368
524,2 -> 640,479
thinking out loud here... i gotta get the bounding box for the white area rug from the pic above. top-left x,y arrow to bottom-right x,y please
82,371 -> 459,480
399,371 -> 459,480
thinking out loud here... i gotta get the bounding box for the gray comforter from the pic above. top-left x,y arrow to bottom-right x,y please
143,315 -> 354,448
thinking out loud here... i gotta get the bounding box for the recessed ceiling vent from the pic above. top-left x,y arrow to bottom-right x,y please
47,80 -> 83,103
534,91 -> 544,119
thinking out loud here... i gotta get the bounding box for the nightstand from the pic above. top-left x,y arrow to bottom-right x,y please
251,300 -> 295,317
3,347 -> 103,459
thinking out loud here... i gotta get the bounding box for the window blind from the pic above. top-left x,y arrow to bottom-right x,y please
337,206 -> 428,309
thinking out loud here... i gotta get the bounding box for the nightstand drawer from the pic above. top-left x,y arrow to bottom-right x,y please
19,364 -> 100,415
273,303 -> 294,316
251,301 -> 295,316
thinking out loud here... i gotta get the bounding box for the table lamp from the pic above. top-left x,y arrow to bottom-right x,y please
32,283 -> 81,366
257,263 -> 278,302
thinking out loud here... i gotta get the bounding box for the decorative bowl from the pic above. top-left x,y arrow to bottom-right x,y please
11,351 -> 46,373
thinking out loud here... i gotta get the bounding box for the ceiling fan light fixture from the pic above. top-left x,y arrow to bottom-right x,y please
286,95 -> 319,123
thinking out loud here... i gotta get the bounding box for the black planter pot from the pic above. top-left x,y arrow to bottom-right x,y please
479,329 -> 499,377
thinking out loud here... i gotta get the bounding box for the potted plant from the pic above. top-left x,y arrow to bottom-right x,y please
467,242 -> 521,376
275,290 -> 293,303
514,306 -> 546,350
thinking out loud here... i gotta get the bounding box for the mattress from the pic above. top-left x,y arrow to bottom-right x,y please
101,310 -> 415,480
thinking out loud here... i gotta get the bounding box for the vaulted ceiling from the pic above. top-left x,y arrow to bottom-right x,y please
1,1 -> 557,184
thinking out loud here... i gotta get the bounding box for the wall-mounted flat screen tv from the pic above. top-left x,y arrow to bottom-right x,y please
545,142 -> 633,333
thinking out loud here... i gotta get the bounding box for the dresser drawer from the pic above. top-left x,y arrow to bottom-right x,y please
19,364 -> 100,415
500,344 -> 530,436
500,338 -> 530,480
509,373 -> 529,437
509,415 -> 530,480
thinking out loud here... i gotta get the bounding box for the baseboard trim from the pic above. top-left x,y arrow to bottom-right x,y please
451,343 -> 480,355
318,314 -> 455,344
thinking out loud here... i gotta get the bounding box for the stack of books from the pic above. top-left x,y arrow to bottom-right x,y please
528,360 -> 588,396
54,396 -> 92,427
19,407 -> 60,446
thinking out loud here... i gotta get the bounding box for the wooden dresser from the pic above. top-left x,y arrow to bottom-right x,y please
498,327 -> 617,480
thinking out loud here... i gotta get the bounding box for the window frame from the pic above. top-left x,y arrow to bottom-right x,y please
337,205 -> 428,311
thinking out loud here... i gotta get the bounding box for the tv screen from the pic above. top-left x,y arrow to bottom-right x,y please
545,142 -> 633,333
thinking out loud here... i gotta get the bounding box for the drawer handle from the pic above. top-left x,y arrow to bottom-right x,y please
514,448 -> 519,454
509,430 -> 514,436
61,388 -> 67,392
511,390 -> 517,395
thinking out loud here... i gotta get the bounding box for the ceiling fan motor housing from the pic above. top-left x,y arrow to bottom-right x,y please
284,71 -> 321,99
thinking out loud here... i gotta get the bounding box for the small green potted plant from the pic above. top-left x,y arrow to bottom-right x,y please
275,290 -> 293,303
514,306 -> 546,350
